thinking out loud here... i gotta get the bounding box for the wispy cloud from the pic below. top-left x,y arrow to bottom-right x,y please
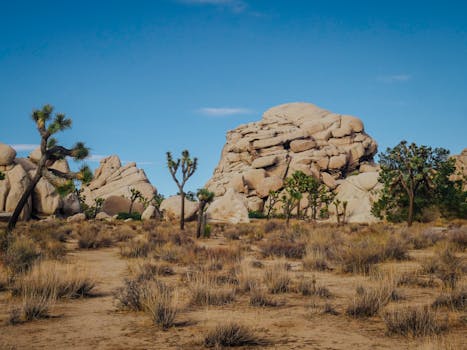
178,0 -> 247,13
198,107 -> 252,117
377,74 -> 412,83
11,144 -> 39,152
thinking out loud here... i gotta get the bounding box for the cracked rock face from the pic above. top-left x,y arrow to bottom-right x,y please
81,155 -> 157,207
205,102 -> 379,219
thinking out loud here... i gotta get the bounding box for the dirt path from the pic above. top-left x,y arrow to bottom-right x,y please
0,248 -> 155,350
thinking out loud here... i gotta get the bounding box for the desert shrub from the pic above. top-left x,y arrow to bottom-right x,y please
422,246 -> 465,289
263,220 -> 284,234
382,305 -> 447,336
204,322 -> 262,348
188,272 -> 235,306
250,260 -> 264,268
302,249 -> 332,271
249,287 -> 280,307
403,227 -> 445,250
260,239 -> 306,259
77,225 -> 113,249
142,281 -> 177,329
196,246 -> 243,265
129,261 -> 175,281
337,234 -> 408,274
120,239 -> 152,258
117,212 -> 142,221
114,227 -> 137,242
432,285 -> 466,311
397,270 -> 438,289
115,278 -> 144,311
295,276 -> 331,298
248,211 -> 266,219
12,261 -> 95,299
346,283 -> 394,318
21,290 -> 54,321
323,303 -> 339,315
448,227 -> 467,251
2,237 -> 41,275
235,261 -> 258,292
263,261 -> 291,294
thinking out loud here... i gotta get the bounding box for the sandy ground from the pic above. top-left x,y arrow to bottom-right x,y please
0,237 -> 465,350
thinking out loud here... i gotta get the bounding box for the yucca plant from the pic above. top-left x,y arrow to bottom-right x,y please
7,104 -> 91,233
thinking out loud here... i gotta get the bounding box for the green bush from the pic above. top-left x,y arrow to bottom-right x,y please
117,212 -> 142,221
248,211 -> 266,219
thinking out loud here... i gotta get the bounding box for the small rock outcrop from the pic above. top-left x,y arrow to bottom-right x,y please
81,155 -> 156,207
205,102 -> 379,222
206,188 -> 250,224
160,195 -> 199,221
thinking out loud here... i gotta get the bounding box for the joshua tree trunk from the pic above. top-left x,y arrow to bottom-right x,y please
407,192 -> 414,227
7,157 -> 46,233
180,190 -> 185,230
196,202 -> 206,238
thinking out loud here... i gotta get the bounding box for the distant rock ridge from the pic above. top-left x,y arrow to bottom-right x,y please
205,102 -> 380,222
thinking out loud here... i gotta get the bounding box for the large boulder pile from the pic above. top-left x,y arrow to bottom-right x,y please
81,155 -> 156,213
0,143 -> 76,219
205,102 -> 380,222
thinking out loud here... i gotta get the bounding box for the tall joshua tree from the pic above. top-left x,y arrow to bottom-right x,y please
166,150 -> 197,230
7,104 -> 91,233
196,188 -> 214,238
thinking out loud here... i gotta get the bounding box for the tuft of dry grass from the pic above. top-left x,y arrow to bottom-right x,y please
77,224 -> 113,249
249,285 -> 281,307
263,261 -> 291,294
120,238 -> 152,258
12,261 -> 95,299
204,322 -> 262,348
142,281 -> 178,330
295,275 -> 331,298
382,305 -> 447,337
260,239 -> 306,259
188,272 -> 236,306
235,261 -> 258,293
346,281 -> 395,318
2,237 -> 41,275
421,245 -> 465,289
432,285 -> 466,311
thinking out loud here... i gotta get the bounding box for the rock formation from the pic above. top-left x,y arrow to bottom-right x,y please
81,155 -> 156,208
0,145 -> 157,221
206,188 -> 250,224
205,102 -> 379,222
160,195 -> 199,221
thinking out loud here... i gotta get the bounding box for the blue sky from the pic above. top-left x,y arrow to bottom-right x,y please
1,0 -> 466,196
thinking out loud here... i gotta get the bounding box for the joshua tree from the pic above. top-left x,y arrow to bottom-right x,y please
333,199 -> 348,225
286,171 -> 308,219
129,188 -> 143,214
265,190 -> 281,220
196,188 -> 215,238
371,141 -> 464,226
7,104 -> 91,233
166,150 -> 198,230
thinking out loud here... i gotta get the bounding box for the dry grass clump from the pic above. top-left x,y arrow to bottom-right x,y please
302,249 -> 332,271
12,261 -> 95,299
188,271 -> 236,306
259,239 -> 306,259
115,278 -> 147,311
263,220 -> 285,233
447,227 -> 467,251
8,286 -> 56,324
235,261 -> 258,292
142,281 -> 178,329
204,322 -> 262,348
249,286 -> 280,307
120,238 -> 152,258
113,227 -> 137,242
128,260 -> 175,281
76,224 -> 113,249
421,245 -> 465,289
337,234 -> 408,274
432,285 -> 466,311
381,305 -> 447,337
295,276 -> 331,298
346,282 -> 395,318
2,237 -> 41,275
263,261 -> 291,294
402,227 -> 446,249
